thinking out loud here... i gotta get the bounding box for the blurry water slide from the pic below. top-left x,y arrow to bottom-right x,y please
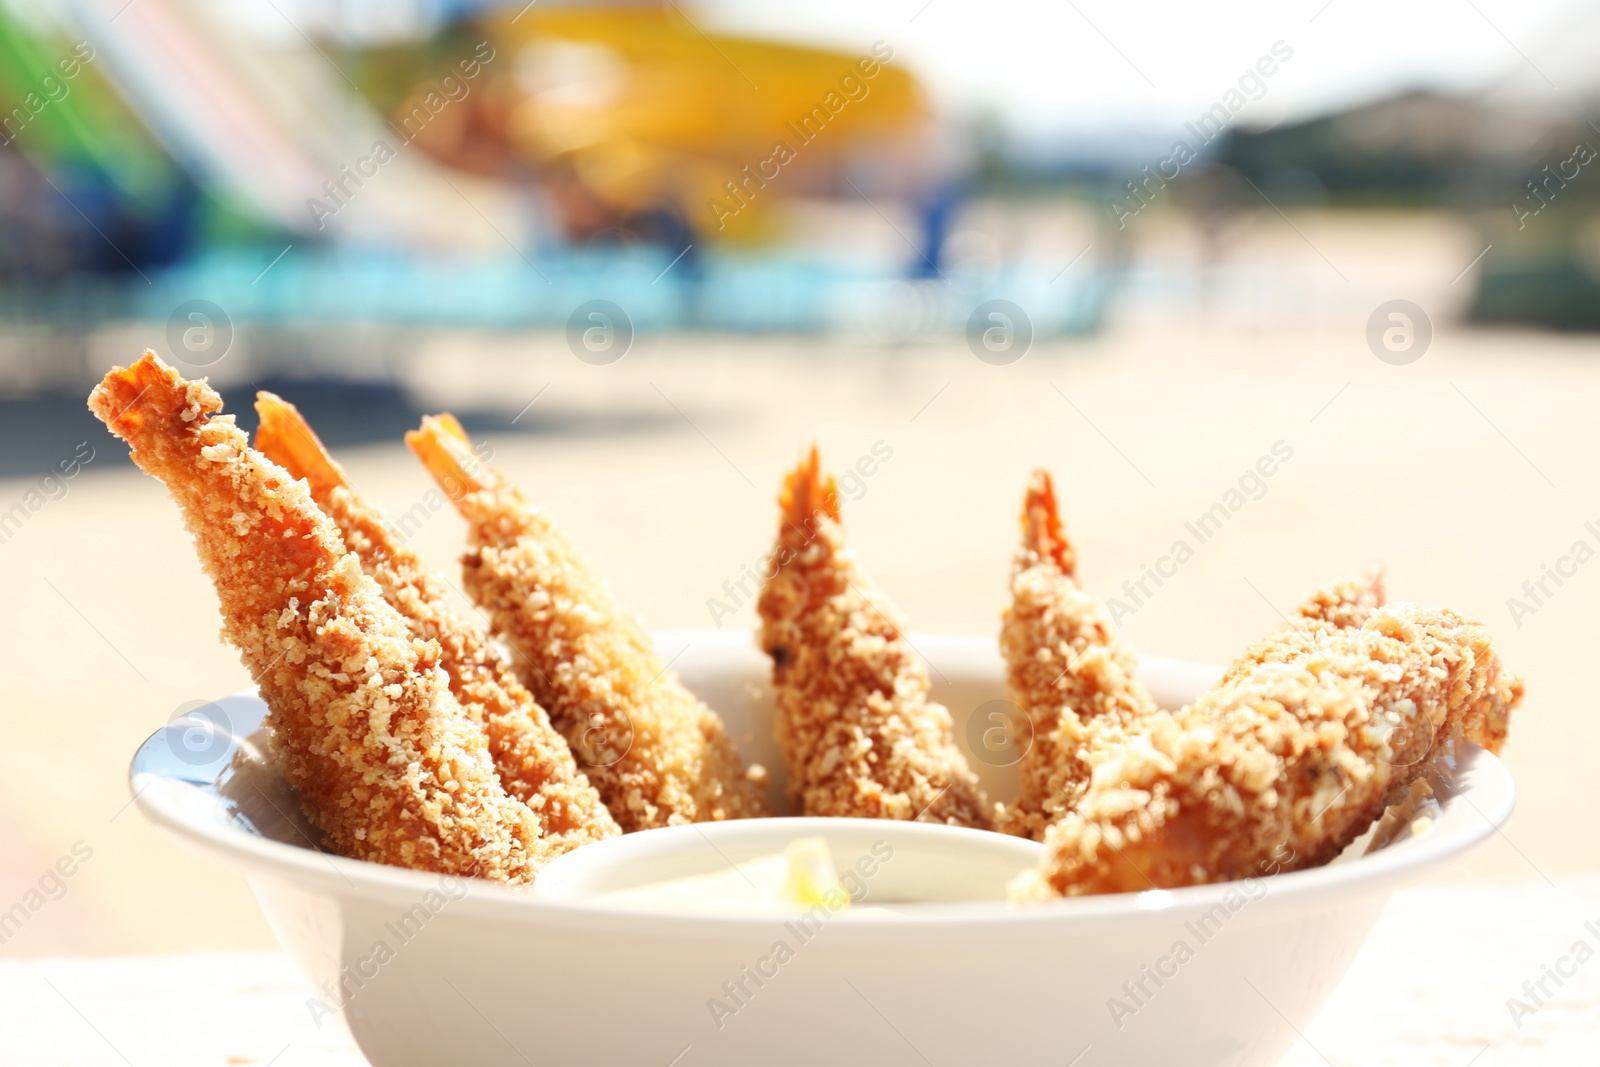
0,5 -> 169,204
58,0 -> 538,252
489,4 -> 929,240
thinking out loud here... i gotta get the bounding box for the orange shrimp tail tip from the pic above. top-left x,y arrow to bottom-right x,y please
253,392 -> 348,497
436,412 -> 470,444
407,415 -> 490,495
88,351 -> 215,440
1021,469 -> 1075,576
779,445 -> 840,523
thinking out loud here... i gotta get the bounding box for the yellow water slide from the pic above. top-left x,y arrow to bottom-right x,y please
418,3 -> 928,240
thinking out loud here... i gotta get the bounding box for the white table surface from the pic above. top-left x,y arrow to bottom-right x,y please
6,879 -> 1597,1066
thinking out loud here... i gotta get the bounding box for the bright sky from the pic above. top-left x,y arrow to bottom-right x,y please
692,0 -> 1595,143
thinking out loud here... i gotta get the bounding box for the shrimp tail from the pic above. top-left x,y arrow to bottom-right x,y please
779,445 -> 840,525
406,414 -> 495,498
1021,469 -> 1074,578
436,412 -> 470,444
252,391 -> 348,497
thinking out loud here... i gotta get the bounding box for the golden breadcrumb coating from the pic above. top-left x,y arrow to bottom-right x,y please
406,416 -> 769,831
253,394 -> 619,856
89,354 -> 542,881
1462,670 -> 1520,755
1218,568 -> 1387,685
996,471 -> 1158,840
1218,568 -> 1515,754
756,448 -> 989,827
1015,603 -> 1525,898
1294,569 -> 1389,630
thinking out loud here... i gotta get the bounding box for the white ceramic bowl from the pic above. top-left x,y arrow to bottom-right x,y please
131,630 -> 1515,1067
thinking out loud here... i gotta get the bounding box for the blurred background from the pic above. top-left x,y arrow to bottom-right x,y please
1,0 -> 1597,400
2,0 -> 1598,966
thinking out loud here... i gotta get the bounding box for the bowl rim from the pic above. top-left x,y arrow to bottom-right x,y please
129,633 -> 1517,934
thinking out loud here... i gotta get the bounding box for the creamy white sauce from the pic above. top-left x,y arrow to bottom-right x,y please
599,837 -> 906,915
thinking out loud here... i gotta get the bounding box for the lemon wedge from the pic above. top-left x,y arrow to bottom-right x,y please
778,837 -> 847,909
602,836 -> 848,914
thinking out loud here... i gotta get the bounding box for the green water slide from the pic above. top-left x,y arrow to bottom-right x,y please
0,5 -> 171,205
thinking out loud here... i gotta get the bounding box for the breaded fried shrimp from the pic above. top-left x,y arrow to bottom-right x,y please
406,416 -> 769,830
90,354 -> 542,881
1215,569 -> 1511,752
997,471 -> 1158,840
253,394 -> 619,855
757,448 -> 989,827
1015,604 -> 1525,897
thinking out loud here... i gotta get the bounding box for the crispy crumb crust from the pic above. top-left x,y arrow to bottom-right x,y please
1218,569 -> 1387,685
254,394 -> 619,859
757,448 -> 990,827
406,417 -> 769,831
1218,568 -> 1515,754
90,354 -> 542,882
997,471 -> 1158,840
1016,603 -> 1525,898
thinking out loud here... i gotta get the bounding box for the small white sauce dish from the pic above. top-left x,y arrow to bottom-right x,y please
532,816 -> 1046,914
130,630 -> 1515,1067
